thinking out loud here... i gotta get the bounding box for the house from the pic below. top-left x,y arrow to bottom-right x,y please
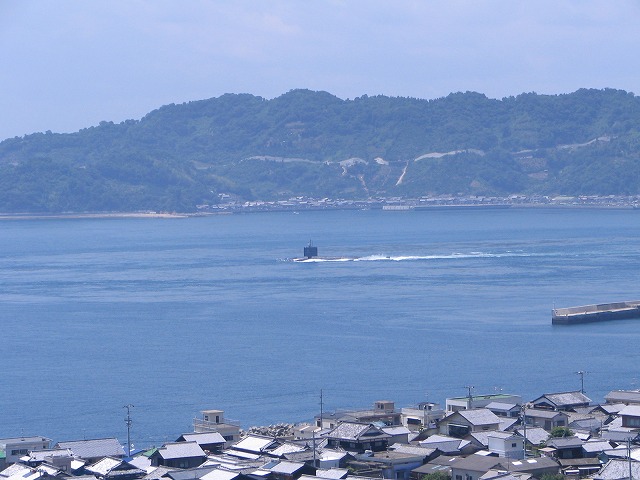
593,458 -> 640,480
401,403 -> 445,430
150,442 -> 206,469
545,436 -> 584,459
193,410 -> 242,447
507,457 -> 560,477
0,436 -> 51,465
531,391 -> 591,412
479,470 -> 532,480
410,456 -> 461,480
419,435 -> 478,456
513,427 -> 549,449
55,438 -> 125,464
380,426 -> 411,445
450,454 -> 509,480
618,405 -> 640,429
323,422 -> 390,453
582,440 -> 614,458
268,442 -> 308,459
352,450 -> 425,480
226,434 -> 279,457
176,433 -> 226,454
523,408 -> 569,431
20,448 -> 85,473
604,390 -> 640,406
486,432 -> 524,459
315,401 -> 401,429
438,409 -> 502,437
485,403 -> 521,419
85,457 -> 146,480
446,395 -> 522,413
260,459 -> 315,480
557,457 -> 603,477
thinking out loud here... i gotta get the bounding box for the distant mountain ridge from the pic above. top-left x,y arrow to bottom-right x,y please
1,88 -> 640,212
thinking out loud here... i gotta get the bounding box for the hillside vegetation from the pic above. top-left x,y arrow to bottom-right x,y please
1,88 -> 640,212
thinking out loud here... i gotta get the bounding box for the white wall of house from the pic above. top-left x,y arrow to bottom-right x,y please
488,435 -> 524,459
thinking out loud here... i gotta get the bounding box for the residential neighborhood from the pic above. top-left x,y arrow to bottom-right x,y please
5,388 -> 640,480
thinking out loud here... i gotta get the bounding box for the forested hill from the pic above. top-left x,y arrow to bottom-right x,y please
2,88 -> 640,213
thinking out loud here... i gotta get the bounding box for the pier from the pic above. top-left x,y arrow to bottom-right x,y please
552,300 -> 640,325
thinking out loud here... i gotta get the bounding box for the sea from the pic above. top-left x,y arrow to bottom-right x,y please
1,207 -> 640,449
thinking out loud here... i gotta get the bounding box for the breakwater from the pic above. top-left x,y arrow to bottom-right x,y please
552,301 -> 640,325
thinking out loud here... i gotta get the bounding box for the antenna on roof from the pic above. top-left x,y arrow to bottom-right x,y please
465,385 -> 474,409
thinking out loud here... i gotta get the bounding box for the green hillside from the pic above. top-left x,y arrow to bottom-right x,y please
1,88 -> 640,212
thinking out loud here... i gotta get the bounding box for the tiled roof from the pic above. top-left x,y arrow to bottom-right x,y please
540,391 -> 591,407
619,405 -> 640,417
315,468 -> 348,479
158,442 -> 206,460
56,438 -> 126,460
595,459 -> 640,480
457,409 -> 501,426
546,436 -> 583,448
179,433 -> 226,445
325,422 -> 388,441
514,427 -> 549,446
86,457 -> 122,476
232,435 -> 275,453
604,390 -> 640,404
267,461 -> 304,475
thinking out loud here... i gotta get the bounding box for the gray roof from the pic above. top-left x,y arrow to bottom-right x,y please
605,390 -> 640,404
456,409 -> 501,426
535,391 -> 591,408
451,454 -> 507,472
56,438 -> 126,460
179,433 -> 226,446
315,468 -> 349,479
524,408 -> 568,419
0,436 -> 52,446
388,444 -> 436,457
324,422 -> 389,441
469,432 -> 490,448
485,402 -> 519,412
508,456 -> 560,473
158,442 -> 206,460
583,441 -> 614,454
595,459 -> 640,480
514,427 -> 549,446
546,436 -> 584,449
619,405 -> 640,417
267,460 -> 305,475
142,466 -> 178,480
23,448 -> 74,462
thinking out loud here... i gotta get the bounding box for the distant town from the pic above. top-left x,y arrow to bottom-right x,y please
198,194 -> 640,214
4,387 -> 640,480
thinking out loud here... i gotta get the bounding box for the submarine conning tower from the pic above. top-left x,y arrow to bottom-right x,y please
304,241 -> 318,259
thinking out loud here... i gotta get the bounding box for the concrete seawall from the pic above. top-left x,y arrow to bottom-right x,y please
552,301 -> 640,325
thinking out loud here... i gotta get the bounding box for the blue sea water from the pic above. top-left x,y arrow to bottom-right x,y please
1,208 -> 640,448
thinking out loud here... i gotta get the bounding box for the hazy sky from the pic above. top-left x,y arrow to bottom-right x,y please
2,0 -> 640,140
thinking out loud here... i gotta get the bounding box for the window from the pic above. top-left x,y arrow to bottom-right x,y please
512,443 -> 517,448
456,475 -> 462,480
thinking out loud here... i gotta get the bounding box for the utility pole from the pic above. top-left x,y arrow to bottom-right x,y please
576,371 -> 586,393
628,438 -> 633,480
521,404 -> 528,459
124,404 -> 134,457
320,389 -> 324,428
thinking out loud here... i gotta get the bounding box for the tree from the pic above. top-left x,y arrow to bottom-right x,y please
421,471 -> 451,480
550,426 -> 573,438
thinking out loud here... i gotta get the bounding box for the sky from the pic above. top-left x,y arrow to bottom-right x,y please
1,0 -> 640,140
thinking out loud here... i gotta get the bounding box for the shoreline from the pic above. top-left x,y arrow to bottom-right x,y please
0,203 -> 636,220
